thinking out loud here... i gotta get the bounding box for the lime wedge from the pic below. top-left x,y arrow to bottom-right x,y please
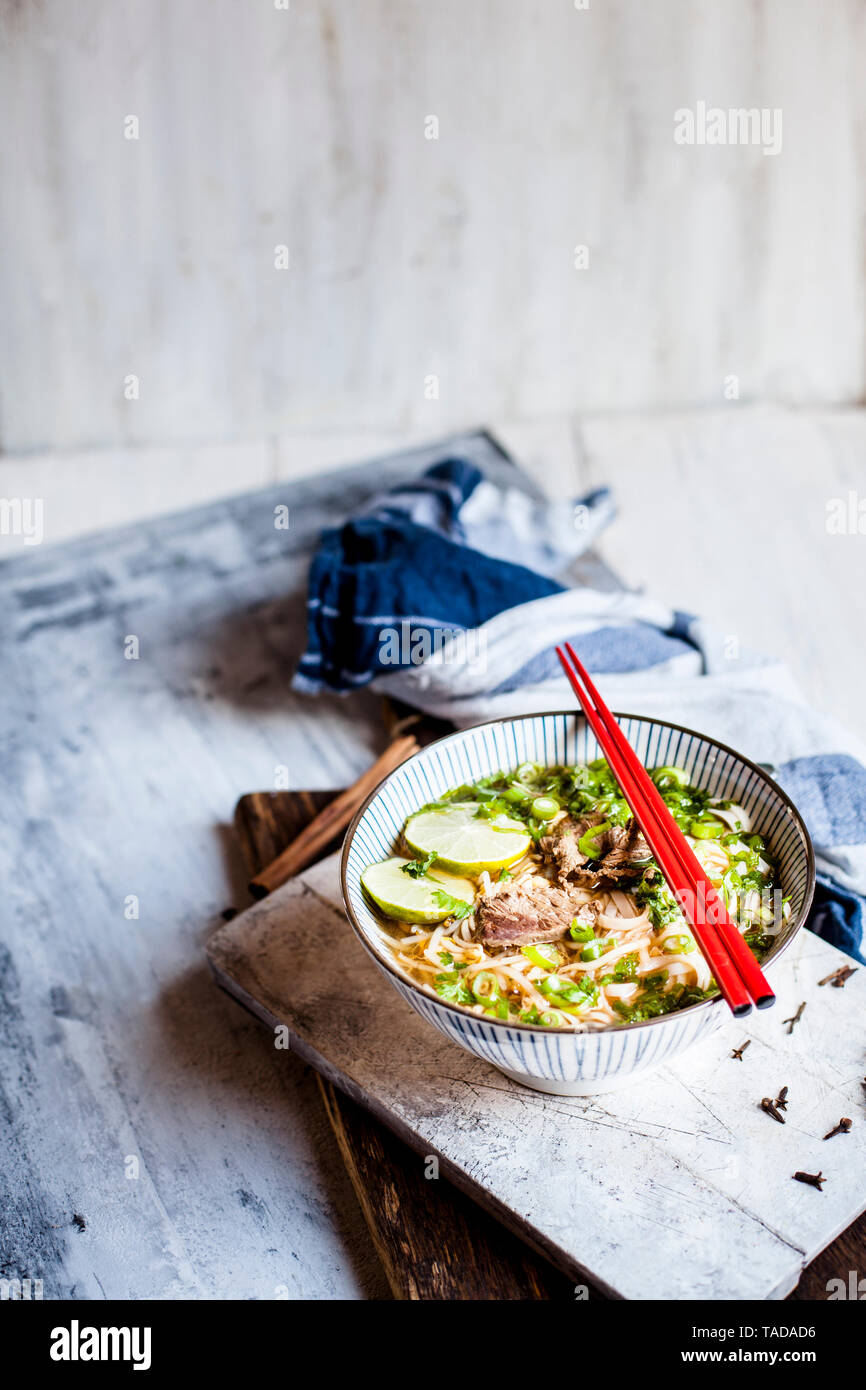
361,856 -> 476,924
404,804 -> 531,875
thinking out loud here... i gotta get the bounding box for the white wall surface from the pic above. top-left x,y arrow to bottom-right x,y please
1,0 -> 865,459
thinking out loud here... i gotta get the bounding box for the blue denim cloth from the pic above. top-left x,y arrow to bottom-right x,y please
294,459 -> 612,693
810,874 -> 865,964
775,755 -> 866,961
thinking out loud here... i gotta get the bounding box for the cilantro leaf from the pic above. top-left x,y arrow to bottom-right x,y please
431,890 -> 473,920
401,851 -> 438,878
433,970 -> 473,1005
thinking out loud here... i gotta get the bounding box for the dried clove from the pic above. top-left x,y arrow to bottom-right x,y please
793,1171 -> 826,1190
731,1041 -> 751,1061
823,1118 -> 852,1140
761,1096 -> 786,1124
775,1086 -> 789,1111
818,965 -> 857,988
782,1003 -> 806,1034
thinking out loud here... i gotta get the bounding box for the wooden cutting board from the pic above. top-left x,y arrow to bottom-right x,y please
230,788 -> 865,1300
233,787 -> 577,1299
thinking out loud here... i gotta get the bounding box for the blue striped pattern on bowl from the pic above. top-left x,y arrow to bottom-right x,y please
341,712 -> 815,1095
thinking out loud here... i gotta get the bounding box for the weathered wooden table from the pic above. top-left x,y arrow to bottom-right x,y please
0,431 -> 531,1299
1,424 -> 862,1299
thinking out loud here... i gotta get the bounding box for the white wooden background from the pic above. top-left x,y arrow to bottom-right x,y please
1,0 -> 865,460
1,3 -> 865,734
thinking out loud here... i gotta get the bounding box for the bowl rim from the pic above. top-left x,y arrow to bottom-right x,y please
340,710 -> 816,1037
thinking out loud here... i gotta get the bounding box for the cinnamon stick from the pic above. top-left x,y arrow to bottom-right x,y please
248,734 -> 419,896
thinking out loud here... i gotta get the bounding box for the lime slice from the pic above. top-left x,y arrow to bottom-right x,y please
361,856 -> 476,924
404,803 -> 531,875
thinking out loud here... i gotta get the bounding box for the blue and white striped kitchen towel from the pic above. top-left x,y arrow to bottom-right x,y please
293,458 -> 866,961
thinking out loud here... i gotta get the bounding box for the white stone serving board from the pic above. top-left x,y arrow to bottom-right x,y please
207,853 -> 866,1301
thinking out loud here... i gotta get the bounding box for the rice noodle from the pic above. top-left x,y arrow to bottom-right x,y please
387,841 -> 720,1031
708,801 -> 752,834
377,772 -> 777,1031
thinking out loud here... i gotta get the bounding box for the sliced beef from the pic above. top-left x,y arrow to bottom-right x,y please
539,811 -> 606,881
477,877 -> 597,948
598,819 -> 652,883
540,813 -> 651,888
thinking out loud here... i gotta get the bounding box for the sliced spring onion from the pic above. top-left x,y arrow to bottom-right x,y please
652,765 -> 689,789
530,795 -> 560,821
578,820 -> 611,859
537,974 -> 586,1003
661,933 -> 696,954
538,1010 -> 563,1027
580,937 -> 606,961
521,942 -> 563,970
470,970 -> 502,1004
514,761 -> 540,783
569,916 -> 596,942
485,999 -> 509,1020
503,784 -> 532,804
690,814 -> 726,840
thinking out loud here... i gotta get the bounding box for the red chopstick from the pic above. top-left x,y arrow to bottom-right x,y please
563,643 -> 775,1012
556,645 -> 773,1017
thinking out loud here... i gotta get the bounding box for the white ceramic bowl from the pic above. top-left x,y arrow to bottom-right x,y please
341,712 -> 815,1095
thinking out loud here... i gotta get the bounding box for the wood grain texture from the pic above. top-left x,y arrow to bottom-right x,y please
209,853 -> 866,1301
315,1074 -> 579,1301
789,1211 -> 866,1301
248,736 -> 418,895
0,429 -> 524,1300
234,791 -> 343,881
235,785 -> 577,1301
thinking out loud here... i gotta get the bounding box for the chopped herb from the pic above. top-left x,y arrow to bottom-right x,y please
613,982 -> 713,1023
635,874 -> 683,930
743,928 -> 774,958
612,952 -> 640,983
433,970 -> 473,1005
431,890 -> 474,920
400,851 -> 438,878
